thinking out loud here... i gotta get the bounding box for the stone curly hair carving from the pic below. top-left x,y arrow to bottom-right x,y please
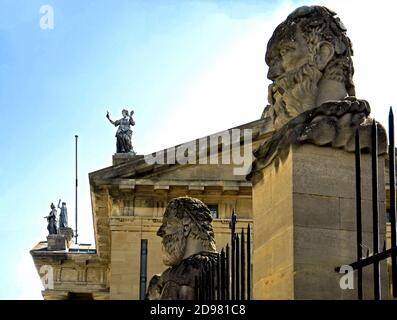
164,197 -> 216,251
266,5 -> 355,96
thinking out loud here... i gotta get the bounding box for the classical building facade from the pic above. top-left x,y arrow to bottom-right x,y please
30,118 -> 272,299
30,5 -> 397,300
30,117 -> 397,300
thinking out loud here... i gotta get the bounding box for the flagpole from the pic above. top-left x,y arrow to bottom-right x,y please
75,135 -> 78,245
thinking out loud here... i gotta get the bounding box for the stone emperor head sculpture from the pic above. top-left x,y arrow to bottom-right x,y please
249,6 -> 386,180
263,5 -> 354,129
146,197 -> 217,300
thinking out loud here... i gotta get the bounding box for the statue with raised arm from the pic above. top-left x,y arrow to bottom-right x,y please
106,109 -> 136,153
58,201 -> 68,229
146,197 -> 217,300
44,203 -> 58,235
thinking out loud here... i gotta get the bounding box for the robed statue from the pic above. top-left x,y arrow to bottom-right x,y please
58,201 -> 68,229
106,109 -> 135,153
44,203 -> 58,235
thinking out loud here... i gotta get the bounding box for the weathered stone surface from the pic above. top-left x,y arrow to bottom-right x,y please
109,216 -> 250,299
253,144 -> 388,299
263,6 -> 355,128
250,101 -> 387,180
113,154 -> 143,166
248,5 -> 387,180
146,197 -> 217,300
30,243 -> 109,300
47,235 -> 66,251
59,227 -> 74,247
253,266 -> 294,300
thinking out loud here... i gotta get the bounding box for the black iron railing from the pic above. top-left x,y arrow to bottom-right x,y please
195,212 -> 252,301
336,108 -> 397,300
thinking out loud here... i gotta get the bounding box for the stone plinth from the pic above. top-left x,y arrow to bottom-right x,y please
59,227 -> 74,248
112,153 -> 142,166
47,234 -> 67,251
252,144 -> 388,299
42,290 -> 70,300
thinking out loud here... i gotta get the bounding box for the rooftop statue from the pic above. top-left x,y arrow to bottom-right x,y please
249,6 -> 387,181
58,201 -> 68,229
44,202 -> 58,235
106,109 -> 136,154
146,197 -> 217,300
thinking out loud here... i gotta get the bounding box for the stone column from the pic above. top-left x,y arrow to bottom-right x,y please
47,235 -> 67,251
252,144 -> 388,299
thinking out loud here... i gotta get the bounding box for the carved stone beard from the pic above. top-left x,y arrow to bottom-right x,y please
161,229 -> 187,266
269,62 -> 323,130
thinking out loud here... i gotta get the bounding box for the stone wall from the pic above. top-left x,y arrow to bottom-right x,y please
253,144 -> 388,299
109,216 -> 252,299
30,246 -> 109,300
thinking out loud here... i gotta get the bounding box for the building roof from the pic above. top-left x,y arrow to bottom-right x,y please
87,117 -> 272,261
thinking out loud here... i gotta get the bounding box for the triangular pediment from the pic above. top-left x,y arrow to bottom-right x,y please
89,117 -> 272,183
88,117 -> 271,261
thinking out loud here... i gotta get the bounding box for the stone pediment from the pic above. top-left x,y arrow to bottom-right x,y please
87,117 -> 271,263
88,118 -> 271,262
89,117 -> 272,184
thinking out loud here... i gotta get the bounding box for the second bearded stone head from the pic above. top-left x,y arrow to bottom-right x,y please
157,197 -> 216,267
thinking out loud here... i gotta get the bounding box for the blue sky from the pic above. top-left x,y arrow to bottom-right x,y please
1,0 -> 396,299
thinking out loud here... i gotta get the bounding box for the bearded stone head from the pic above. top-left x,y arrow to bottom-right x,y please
263,6 -> 355,130
157,197 -> 217,267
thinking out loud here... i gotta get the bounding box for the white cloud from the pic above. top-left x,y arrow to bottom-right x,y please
16,251 -> 43,300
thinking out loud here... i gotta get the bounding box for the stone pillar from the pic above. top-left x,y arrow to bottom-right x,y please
252,144 -> 388,299
59,227 -> 74,248
47,235 -> 67,251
